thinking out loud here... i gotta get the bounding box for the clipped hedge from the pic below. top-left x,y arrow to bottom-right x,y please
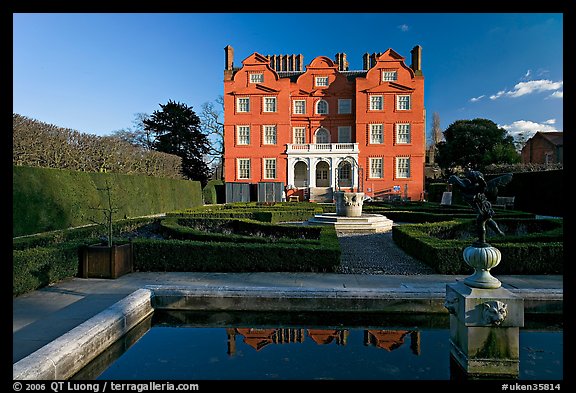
13,217 -> 159,250
392,218 -> 563,274
202,179 -> 225,204
160,216 -> 322,244
13,166 -> 202,236
363,201 -> 534,223
13,240 -> 85,296
132,226 -> 340,273
173,203 -> 323,224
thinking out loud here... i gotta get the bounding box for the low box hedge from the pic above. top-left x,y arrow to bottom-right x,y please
13,217 -> 158,250
392,218 -> 563,274
171,205 -> 323,224
132,225 -> 340,273
363,201 -> 534,223
13,240 -> 85,296
160,216 -> 322,244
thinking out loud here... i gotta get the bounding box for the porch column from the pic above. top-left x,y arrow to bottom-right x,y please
308,158 -> 317,188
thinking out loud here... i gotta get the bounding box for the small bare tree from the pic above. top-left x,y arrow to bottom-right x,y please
87,179 -> 119,247
200,96 -> 225,179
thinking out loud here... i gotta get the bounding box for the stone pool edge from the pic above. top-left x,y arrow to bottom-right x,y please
13,288 -> 154,380
13,284 -> 563,380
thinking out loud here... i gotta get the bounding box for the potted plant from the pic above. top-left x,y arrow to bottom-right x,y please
80,179 -> 133,279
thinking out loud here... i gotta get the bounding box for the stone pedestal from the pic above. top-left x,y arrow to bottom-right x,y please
445,281 -> 524,378
334,191 -> 364,217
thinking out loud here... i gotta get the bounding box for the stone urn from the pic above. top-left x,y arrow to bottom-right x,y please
334,191 -> 364,217
462,243 -> 502,289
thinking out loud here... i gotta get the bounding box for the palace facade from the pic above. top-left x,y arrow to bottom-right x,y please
223,45 -> 425,201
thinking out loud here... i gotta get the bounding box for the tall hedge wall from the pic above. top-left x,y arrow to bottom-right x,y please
13,166 -> 203,237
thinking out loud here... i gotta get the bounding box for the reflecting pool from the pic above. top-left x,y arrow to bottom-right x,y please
73,311 -> 562,380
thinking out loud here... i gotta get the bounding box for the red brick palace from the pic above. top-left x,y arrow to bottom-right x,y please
223,45 -> 425,202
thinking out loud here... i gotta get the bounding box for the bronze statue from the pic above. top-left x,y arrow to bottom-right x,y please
448,166 -> 512,245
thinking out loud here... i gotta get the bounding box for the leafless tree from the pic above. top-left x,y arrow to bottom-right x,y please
200,96 -> 225,179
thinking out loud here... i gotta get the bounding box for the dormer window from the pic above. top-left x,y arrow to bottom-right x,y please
382,70 -> 398,81
250,73 -> 264,83
315,76 -> 329,87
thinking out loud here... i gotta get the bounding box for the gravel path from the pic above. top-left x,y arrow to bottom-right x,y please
336,231 -> 436,275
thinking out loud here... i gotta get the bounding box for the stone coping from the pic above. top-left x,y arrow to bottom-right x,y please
13,284 -> 563,380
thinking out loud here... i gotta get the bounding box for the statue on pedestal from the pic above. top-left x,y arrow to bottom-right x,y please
448,166 -> 512,245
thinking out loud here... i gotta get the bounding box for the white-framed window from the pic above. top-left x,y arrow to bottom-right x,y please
370,124 -> 383,144
369,95 -> 383,111
293,127 -> 306,144
396,95 -> 411,110
396,157 -> 411,178
338,99 -> 352,114
237,125 -> 250,145
338,126 -> 351,143
382,70 -> 398,81
316,99 -> 329,114
263,158 -> 276,179
238,159 -> 251,179
293,100 -> 306,115
369,158 -> 383,178
249,73 -> 264,83
315,76 -> 329,87
263,96 -> 277,112
396,124 -> 411,144
263,125 -> 277,145
236,97 -> 250,113
315,128 -> 330,143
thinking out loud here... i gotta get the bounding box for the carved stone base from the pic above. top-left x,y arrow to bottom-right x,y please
445,281 -> 524,378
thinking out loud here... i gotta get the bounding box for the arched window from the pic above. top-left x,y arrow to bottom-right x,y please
316,100 -> 329,114
315,128 -> 330,143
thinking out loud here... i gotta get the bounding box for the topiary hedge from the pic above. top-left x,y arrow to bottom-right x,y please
13,166 -> 202,237
13,240 -> 86,296
202,179 -> 225,204
160,216 -> 322,244
173,202 -> 324,224
363,201 -> 534,223
392,218 -> 563,274
132,225 -> 340,273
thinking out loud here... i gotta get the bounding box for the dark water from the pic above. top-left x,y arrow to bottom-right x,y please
77,311 -> 562,381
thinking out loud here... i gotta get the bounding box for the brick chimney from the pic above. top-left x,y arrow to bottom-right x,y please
335,53 -> 349,71
224,45 -> 234,81
411,45 -> 422,75
362,53 -> 370,70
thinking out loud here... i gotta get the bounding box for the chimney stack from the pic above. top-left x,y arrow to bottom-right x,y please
362,53 -> 370,70
224,45 -> 234,81
224,45 -> 234,70
411,45 -> 422,75
335,53 -> 349,71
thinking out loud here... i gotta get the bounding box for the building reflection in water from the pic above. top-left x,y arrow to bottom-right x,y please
226,328 -> 420,356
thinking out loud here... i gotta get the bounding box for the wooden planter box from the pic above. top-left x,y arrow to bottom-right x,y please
80,243 -> 133,279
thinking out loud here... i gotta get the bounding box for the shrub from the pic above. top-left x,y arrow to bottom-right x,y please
13,241 -> 85,296
202,179 -> 225,204
393,218 -> 563,274
133,226 -> 340,273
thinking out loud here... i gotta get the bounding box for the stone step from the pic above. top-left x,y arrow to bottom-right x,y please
306,213 -> 394,233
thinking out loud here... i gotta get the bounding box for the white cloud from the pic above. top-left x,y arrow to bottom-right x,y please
547,91 -> 563,99
500,120 -> 562,140
398,24 -> 409,32
524,70 -> 531,78
490,79 -> 563,100
470,95 -> 485,102
489,90 -> 506,100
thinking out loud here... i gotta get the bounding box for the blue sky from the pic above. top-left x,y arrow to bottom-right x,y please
13,13 -> 563,143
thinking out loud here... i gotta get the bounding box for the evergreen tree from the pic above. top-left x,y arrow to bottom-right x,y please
144,100 -> 211,185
